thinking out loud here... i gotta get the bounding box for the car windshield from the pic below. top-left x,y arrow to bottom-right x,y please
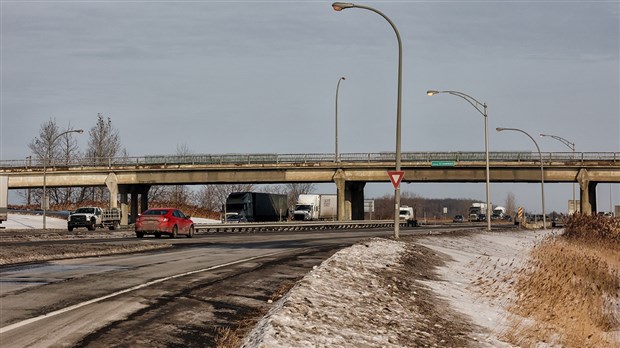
143,209 -> 169,216
75,208 -> 95,214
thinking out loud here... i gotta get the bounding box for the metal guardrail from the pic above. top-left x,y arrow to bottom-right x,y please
195,220 -> 398,233
1,151 -> 618,169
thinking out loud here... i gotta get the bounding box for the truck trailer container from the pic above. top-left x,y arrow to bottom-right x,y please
292,194 -> 337,221
225,192 -> 288,222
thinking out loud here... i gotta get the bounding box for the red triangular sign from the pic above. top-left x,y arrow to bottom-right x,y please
387,170 -> 405,189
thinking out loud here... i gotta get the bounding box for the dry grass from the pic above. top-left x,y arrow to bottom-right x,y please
504,215 -> 620,347
214,326 -> 243,348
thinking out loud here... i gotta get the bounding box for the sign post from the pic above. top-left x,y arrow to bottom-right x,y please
387,171 -> 405,236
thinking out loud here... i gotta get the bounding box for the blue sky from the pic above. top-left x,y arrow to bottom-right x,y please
1,0 -> 619,213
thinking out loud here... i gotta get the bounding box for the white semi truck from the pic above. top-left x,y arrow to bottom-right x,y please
292,194 -> 337,221
492,206 -> 507,220
468,202 -> 488,222
399,205 -> 418,227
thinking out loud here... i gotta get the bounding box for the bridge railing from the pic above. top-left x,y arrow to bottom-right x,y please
1,151 -> 618,169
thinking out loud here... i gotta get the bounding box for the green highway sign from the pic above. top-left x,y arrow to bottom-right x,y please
431,161 -> 456,167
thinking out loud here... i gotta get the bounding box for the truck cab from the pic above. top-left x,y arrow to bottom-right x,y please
399,206 -> 418,227
68,207 -> 102,231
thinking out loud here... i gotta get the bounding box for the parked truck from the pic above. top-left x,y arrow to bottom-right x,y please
68,207 -> 121,231
292,194 -> 337,221
225,192 -> 288,222
0,176 -> 7,227
399,205 -> 418,227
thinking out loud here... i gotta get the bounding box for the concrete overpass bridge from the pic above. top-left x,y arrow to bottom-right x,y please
2,151 -> 619,223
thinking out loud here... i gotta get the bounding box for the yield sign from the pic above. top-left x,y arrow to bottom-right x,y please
387,170 -> 405,189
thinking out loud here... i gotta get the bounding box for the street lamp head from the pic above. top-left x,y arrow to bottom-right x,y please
539,133 -> 547,138
496,127 -> 506,132
340,76 -> 346,80
332,2 -> 355,11
426,90 -> 439,96
76,129 -> 84,134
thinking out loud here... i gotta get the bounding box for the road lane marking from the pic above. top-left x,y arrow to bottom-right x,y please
0,250 -> 290,334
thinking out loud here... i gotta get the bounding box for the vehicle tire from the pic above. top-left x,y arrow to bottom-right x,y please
170,225 -> 178,238
109,221 -> 120,231
155,233 -> 161,238
88,219 -> 96,231
187,225 -> 194,238
136,232 -> 144,238
68,226 -> 73,232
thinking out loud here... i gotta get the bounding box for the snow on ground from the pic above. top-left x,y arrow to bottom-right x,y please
242,230 -> 550,347
1,213 -> 68,230
243,238 -> 411,348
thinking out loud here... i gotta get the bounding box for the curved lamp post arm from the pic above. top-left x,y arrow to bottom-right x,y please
496,127 -> 546,229
427,90 -> 486,117
539,133 -> 575,151
497,127 -> 541,154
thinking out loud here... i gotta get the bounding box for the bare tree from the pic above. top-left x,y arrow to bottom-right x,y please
195,183 -> 256,213
87,113 -> 121,162
85,113 -> 123,201
170,144 -> 192,206
284,183 -> 316,209
505,192 -> 517,217
27,119 -> 82,207
149,144 -> 194,206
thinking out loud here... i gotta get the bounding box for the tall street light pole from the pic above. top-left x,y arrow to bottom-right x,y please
427,90 -> 491,231
540,133 -> 576,214
496,127 -> 546,229
43,129 -> 84,230
332,2 -> 403,239
335,76 -> 346,162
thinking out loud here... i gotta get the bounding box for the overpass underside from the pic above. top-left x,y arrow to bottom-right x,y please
4,161 -> 620,223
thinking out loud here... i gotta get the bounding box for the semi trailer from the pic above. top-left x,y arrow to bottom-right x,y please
225,192 -> 288,222
292,194 -> 337,221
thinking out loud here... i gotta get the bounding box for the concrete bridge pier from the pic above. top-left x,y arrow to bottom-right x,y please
333,171 -> 366,221
119,190 -> 129,226
119,184 -> 151,224
577,169 -> 597,215
334,170 -> 346,221
104,173 -> 119,209
346,181 -> 366,220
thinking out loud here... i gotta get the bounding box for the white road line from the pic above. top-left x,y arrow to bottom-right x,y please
0,250 -> 289,334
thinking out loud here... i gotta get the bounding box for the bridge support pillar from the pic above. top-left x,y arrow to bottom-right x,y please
104,173 -> 118,209
120,184 -> 151,224
346,181 -> 366,221
334,169 -> 346,221
577,169 -> 597,215
119,190 -> 129,226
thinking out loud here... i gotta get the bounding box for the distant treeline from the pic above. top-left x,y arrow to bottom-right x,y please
371,193 -> 479,220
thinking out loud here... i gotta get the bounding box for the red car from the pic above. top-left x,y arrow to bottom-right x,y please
135,208 -> 195,238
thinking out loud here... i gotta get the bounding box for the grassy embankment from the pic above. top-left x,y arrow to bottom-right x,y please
505,214 -> 620,347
